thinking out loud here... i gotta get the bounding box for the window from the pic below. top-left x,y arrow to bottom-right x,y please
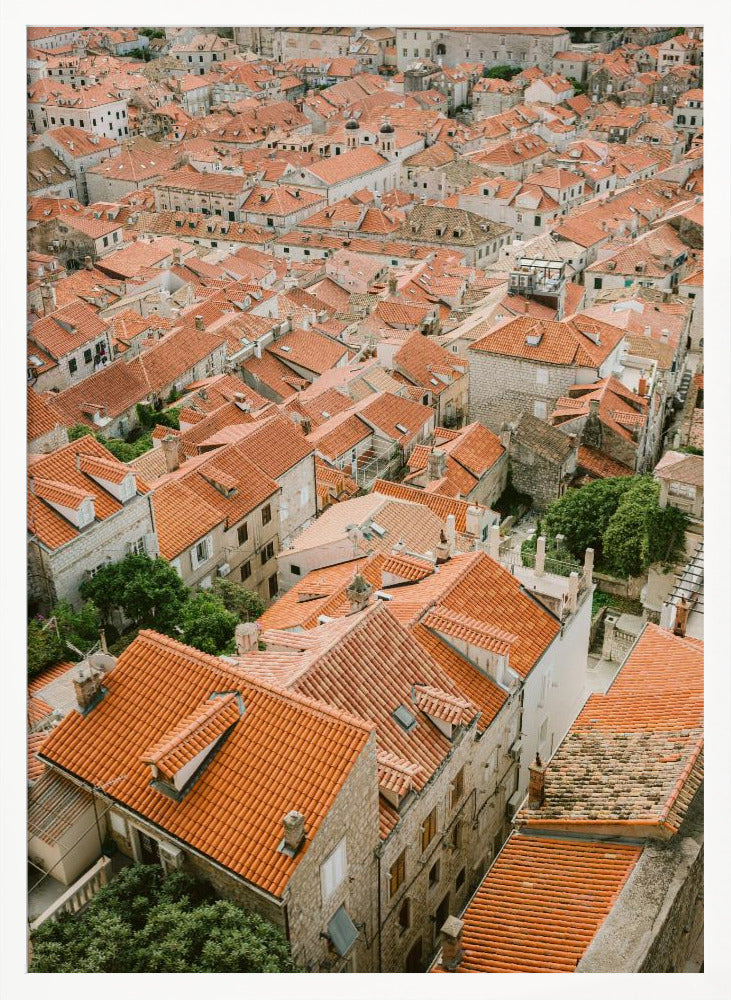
534,216 -> 541,227
456,867 -> 465,891
421,807 -> 437,852
237,522 -> 248,546
536,368 -> 548,386
261,541 -> 275,565
450,768 -> 464,809
428,859 -> 440,887
533,400 -> 547,419
130,537 -> 146,556
261,504 -> 272,526
240,560 -> 251,582
68,358 -> 78,374
451,820 -> 463,850
291,564 -> 301,576
103,236 -> 109,247
593,277 -> 603,290
389,849 -> 407,898
539,717 -> 549,746
320,838 -> 347,900
268,573 -> 278,598
84,348 -> 93,364
398,897 -> 411,932
192,535 -> 212,568
516,212 -> 523,223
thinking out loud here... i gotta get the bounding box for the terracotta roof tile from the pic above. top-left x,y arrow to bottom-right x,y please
519,625 -> 703,838
39,630 -> 372,895
437,834 -> 641,973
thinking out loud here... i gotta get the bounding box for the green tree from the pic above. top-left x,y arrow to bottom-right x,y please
482,64 -> 522,80
30,865 -> 299,973
27,617 -> 65,679
53,599 -> 101,653
80,554 -> 189,633
568,76 -> 586,95
64,425 -> 153,461
181,592 -> 238,655
543,476 -> 633,559
212,578 -> 265,622
602,476 -> 688,577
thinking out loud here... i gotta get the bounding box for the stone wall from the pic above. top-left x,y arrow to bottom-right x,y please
468,352 -> 581,434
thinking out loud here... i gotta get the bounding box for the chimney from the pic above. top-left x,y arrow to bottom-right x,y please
638,376 -> 648,397
660,328 -> 669,344
435,530 -> 451,565
499,422 -> 512,450
73,663 -> 104,714
281,810 -> 306,855
465,505 -> 481,539
427,449 -> 447,481
440,916 -> 464,971
345,572 -> 373,613
194,314 -> 204,331
235,622 -> 259,654
588,397 -> 600,416
84,255 -> 93,270
234,391 -> 250,412
528,752 -> 546,809
388,275 -> 397,296
302,315 -> 310,331
534,535 -> 546,576
445,513 -> 456,555
173,248 -> 181,266
488,523 -> 501,561
161,434 -> 180,473
40,281 -> 56,315
583,547 -> 594,585
567,570 -> 580,614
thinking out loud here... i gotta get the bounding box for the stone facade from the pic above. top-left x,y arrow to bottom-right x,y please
102,729 -> 381,973
468,351 -> 600,434
277,454 -> 318,549
28,491 -> 158,611
395,28 -> 570,73
509,436 -> 578,510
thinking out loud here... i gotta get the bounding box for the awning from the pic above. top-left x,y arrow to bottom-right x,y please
327,904 -> 359,957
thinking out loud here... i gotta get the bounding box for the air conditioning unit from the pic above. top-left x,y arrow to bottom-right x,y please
159,843 -> 184,869
505,788 -> 523,820
509,738 -> 522,762
217,563 -> 231,577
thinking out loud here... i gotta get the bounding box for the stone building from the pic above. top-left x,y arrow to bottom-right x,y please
151,440 -> 282,602
27,436 -> 158,612
34,628 -> 382,973
467,314 -> 626,433
431,624 -> 703,973
395,27 -> 570,73
504,412 -> 579,509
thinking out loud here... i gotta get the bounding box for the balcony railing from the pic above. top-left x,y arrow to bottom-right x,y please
29,856 -> 113,932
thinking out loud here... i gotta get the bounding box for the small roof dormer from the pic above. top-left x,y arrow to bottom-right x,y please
142,691 -> 243,801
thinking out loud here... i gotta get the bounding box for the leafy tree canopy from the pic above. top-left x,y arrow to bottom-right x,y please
482,64 -> 522,80
30,865 -> 300,973
80,554 -> 189,633
212,578 -> 265,623
181,592 -> 238,656
543,475 -> 687,577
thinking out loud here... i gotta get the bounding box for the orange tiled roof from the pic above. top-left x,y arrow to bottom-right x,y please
39,630 -> 373,896
437,833 -> 642,972
28,437 -> 147,551
518,625 -> 703,838
470,315 -> 624,369
578,445 -> 634,479
27,387 -> 66,443
371,479 -> 489,535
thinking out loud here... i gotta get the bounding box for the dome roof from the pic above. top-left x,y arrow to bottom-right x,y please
379,120 -> 395,134
345,118 -> 360,130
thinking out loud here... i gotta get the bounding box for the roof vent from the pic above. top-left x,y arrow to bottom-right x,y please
526,331 -> 543,346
